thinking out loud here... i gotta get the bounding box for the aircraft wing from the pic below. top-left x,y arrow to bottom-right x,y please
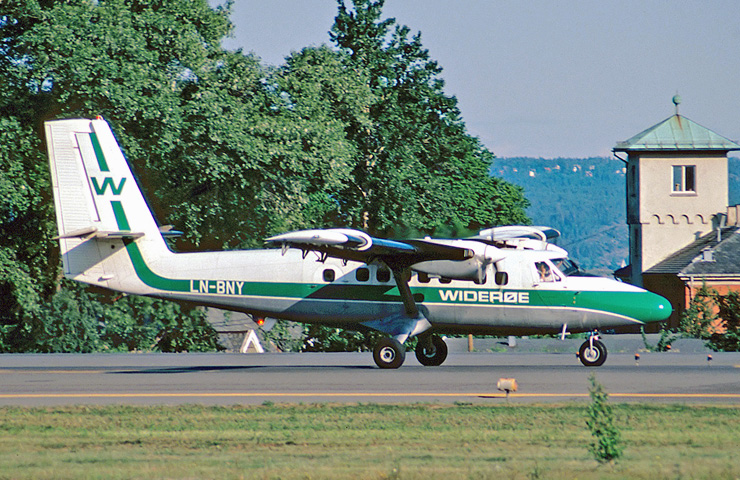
265,228 -> 475,270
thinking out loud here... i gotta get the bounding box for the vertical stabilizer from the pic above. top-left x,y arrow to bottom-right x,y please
46,118 -> 169,290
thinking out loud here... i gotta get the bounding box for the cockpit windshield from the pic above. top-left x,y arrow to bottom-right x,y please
552,258 -> 580,276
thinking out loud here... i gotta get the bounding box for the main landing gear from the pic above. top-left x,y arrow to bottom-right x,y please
415,334 -> 448,367
578,332 -> 607,367
371,264 -> 449,369
373,337 -> 406,369
372,334 -> 448,369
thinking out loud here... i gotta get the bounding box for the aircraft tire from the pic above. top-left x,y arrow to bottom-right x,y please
373,337 -> 406,369
415,335 -> 448,366
578,340 -> 607,367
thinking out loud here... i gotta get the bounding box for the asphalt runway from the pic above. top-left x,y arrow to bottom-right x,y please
1,351 -> 739,406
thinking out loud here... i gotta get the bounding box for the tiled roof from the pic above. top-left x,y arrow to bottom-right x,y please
645,226 -> 740,276
614,114 -> 740,152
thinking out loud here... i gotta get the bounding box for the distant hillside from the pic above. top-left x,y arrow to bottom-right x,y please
493,157 -> 627,271
729,157 -> 740,206
494,157 -> 740,271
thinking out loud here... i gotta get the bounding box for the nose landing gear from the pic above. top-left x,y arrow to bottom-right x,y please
578,332 -> 607,367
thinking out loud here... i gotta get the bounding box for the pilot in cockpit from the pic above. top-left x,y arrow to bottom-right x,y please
536,262 -> 553,282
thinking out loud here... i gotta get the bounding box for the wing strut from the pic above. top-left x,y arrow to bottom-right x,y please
361,265 -> 431,344
391,268 -> 418,318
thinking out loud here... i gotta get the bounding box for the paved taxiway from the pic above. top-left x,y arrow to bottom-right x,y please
1,351 -> 739,406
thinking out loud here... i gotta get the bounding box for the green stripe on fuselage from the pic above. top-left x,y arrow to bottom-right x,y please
108,201 -> 659,323
429,286 -> 661,323
109,202 -> 336,298
122,239 -> 191,292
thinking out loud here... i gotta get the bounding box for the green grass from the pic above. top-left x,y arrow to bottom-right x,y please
0,403 -> 738,479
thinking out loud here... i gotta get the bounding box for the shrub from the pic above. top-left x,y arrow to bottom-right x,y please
586,374 -> 622,463
681,286 -> 740,352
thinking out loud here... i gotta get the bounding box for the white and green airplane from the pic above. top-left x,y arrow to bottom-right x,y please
46,117 -> 672,368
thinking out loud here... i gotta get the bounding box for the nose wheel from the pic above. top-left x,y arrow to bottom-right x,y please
578,337 -> 607,367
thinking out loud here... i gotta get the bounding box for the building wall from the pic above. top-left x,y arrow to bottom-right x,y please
641,218 -> 710,272
637,152 -> 727,224
627,152 -> 728,281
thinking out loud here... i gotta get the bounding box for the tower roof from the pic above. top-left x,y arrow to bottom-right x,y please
614,114 -> 740,153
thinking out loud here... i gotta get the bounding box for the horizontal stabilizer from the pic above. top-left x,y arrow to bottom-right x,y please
159,225 -> 184,238
54,225 -> 145,240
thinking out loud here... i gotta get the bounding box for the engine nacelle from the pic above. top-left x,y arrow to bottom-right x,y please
412,240 -> 504,282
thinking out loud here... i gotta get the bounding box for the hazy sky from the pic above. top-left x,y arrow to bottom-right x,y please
218,1 -> 740,159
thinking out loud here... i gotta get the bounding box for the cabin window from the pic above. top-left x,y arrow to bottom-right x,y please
494,272 -> 508,286
672,165 -> 696,193
439,277 -> 452,284
376,268 -> 391,283
356,267 -> 370,282
323,269 -> 335,282
417,272 -> 430,283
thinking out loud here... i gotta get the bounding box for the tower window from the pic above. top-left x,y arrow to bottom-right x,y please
672,165 -> 696,193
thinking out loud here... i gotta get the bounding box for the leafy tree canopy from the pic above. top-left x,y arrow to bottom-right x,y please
330,0 -> 529,234
0,0 -> 528,352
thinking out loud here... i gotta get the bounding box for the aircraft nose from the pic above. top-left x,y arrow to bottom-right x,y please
639,292 -> 673,323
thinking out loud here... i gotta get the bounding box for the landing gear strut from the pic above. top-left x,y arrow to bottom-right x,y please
373,337 -> 406,369
578,332 -> 607,367
415,334 -> 448,366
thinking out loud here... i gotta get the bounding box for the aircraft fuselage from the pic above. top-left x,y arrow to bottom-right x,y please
93,240 -> 668,336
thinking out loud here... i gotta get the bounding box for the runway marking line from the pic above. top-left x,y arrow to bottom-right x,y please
1,392 -> 739,400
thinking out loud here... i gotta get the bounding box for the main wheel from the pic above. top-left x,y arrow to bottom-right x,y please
373,337 -> 406,369
578,339 -> 607,367
415,334 -> 448,366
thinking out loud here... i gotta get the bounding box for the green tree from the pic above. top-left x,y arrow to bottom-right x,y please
0,60 -> 58,334
710,290 -> 740,351
2,284 -> 102,353
330,0 -> 529,235
0,0 -> 232,349
246,46 -> 365,237
0,0 -> 532,352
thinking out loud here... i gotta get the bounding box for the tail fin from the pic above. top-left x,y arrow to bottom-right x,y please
46,117 -> 170,289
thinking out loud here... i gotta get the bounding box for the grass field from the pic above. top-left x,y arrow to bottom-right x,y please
0,403 -> 738,479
